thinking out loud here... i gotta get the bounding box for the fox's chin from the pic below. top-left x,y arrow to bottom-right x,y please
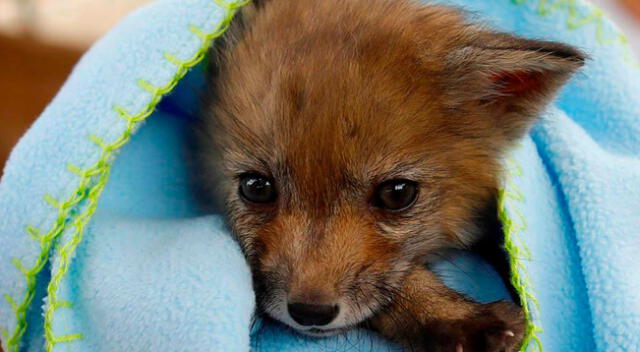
269,312 -> 353,337
296,326 -> 349,337
266,308 -> 355,337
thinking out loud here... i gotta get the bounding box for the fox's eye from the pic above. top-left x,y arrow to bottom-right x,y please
239,173 -> 277,204
374,179 -> 418,211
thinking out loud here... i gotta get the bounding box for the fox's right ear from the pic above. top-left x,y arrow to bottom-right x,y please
443,31 -> 586,141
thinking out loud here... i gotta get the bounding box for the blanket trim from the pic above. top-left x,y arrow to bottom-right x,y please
501,1 -> 640,351
1,1 -> 249,351
512,0 -> 639,69
43,1 -> 251,350
498,157 -> 542,352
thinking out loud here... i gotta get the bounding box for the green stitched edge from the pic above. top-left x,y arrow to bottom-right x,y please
512,0 -> 640,69
498,157 -> 542,352
498,2 -> 640,351
43,1 -> 251,350
1,1 -> 250,351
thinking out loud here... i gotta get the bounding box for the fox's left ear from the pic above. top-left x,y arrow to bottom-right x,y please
444,31 -> 586,140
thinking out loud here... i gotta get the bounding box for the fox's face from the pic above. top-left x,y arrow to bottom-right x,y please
197,0 -> 583,336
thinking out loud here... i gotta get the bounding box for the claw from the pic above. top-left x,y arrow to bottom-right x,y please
504,330 -> 515,337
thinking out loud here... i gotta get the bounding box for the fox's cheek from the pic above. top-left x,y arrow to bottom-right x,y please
375,220 -> 451,260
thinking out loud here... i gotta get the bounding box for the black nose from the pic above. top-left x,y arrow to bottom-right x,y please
287,302 -> 339,326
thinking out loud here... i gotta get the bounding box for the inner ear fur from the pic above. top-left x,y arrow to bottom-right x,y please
443,30 -> 586,141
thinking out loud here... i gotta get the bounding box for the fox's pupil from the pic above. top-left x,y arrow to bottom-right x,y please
239,174 -> 276,204
375,180 -> 418,211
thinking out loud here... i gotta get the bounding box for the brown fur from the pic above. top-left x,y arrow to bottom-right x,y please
195,0 -> 584,350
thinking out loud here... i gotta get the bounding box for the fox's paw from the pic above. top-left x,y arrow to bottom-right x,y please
420,301 -> 525,352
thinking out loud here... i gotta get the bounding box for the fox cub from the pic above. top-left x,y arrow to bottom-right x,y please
194,0 -> 584,351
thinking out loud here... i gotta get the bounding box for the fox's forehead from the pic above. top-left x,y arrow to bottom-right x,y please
224,64 -> 449,169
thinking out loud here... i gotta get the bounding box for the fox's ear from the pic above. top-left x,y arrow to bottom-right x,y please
444,31 -> 586,140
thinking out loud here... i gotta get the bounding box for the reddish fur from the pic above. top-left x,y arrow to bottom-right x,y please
195,0 -> 584,350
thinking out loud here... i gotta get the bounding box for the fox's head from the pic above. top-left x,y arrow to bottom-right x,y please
196,0 -> 583,336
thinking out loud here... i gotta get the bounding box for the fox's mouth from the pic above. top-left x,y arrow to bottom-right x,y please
300,326 -> 348,337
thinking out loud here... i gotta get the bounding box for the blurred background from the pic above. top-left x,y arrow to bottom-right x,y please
0,0 -> 151,173
0,0 -> 639,176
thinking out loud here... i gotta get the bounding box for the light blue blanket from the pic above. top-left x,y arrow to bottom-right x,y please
1,0 -> 639,351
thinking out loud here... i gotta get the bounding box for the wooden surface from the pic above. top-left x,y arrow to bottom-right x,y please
0,34 -> 81,173
622,0 -> 640,20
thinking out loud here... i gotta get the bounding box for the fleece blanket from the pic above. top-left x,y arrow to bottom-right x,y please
1,0 -> 639,351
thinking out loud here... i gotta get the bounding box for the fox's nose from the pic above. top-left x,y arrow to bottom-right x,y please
287,302 -> 339,326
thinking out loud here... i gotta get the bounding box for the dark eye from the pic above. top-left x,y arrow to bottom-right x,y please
374,179 -> 419,211
239,173 -> 277,204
